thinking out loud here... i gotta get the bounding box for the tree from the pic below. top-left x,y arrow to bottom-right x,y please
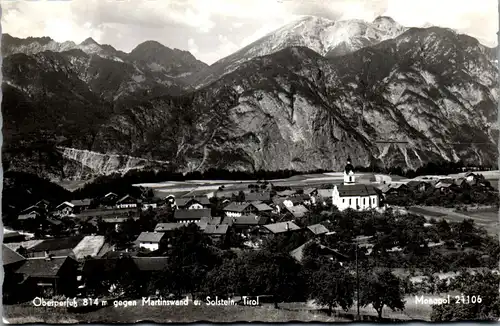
309,261 -> 355,316
244,250 -> 305,309
431,272 -> 500,321
359,270 -> 406,320
155,224 -> 221,299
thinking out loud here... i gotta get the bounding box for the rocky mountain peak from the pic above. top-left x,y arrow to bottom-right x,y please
80,37 -> 99,46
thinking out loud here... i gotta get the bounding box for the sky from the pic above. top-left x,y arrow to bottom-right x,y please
1,0 -> 498,65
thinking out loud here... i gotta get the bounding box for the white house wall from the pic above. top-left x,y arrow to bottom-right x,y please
139,242 -> 159,251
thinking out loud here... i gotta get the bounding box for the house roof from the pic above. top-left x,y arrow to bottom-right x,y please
222,214 -> 268,226
116,195 -> 137,204
72,235 -> 106,260
75,208 -> 136,218
290,240 -> 347,262
101,217 -> 131,223
4,231 -> 23,239
15,256 -> 74,277
253,203 -> 273,212
46,218 -> 62,226
317,189 -> 332,198
303,188 -> 317,195
244,192 -> 271,202
307,224 -> 329,235
154,223 -> 185,232
199,216 -> 222,225
136,232 -> 165,243
56,201 -> 74,209
70,199 -> 92,207
336,184 -> 378,196
20,205 -> 40,214
28,236 -> 84,253
3,244 -> 26,266
82,257 -> 138,275
18,212 -> 40,220
174,208 -> 212,220
263,221 -> 301,234
223,202 -> 251,212
132,257 -> 169,272
286,205 -> 309,218
176,196 -> 210,207
204,224 -> 229,235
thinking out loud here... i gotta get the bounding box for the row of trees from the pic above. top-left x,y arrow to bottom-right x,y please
86,223 -> 499,321
144,224 -> 406,320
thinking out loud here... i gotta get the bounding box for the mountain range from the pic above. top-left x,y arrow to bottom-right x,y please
2,15 -> 498,182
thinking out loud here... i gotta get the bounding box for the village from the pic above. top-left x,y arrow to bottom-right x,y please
3,158 -> 500,322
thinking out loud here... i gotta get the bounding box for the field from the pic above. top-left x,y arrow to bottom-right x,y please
136,172 -> 388,198
3,303 -> 348,324
410,206 -> 499,236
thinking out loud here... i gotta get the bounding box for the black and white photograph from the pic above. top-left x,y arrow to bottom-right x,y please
1,0 -> 499,323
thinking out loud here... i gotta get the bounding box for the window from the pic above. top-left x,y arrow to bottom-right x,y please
349,176 -> 352,182
363,198 -> 366,205
342,199 -> 345,203
356,198 -> 358,206
349,199 -> 351,206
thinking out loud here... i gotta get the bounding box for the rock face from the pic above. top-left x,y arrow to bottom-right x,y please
2,17 -> 498,181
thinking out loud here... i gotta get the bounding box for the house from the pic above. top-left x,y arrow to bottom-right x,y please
101,192 -> 119,207
406,181 -> 432,192
223,202 -> 257,217
434,179 -> 456,193
136,232 -> 165,251
465,172 -> 478,183
174,208 -> 212,223
3,245 -> 26,302
223,202 -> 272,217
72,235 -> 108,260
175,196 -> 211,210
316,189 -> 332,205
454,178 -> 467,187
306,223 -> 329,236
71,199 -> 92,211
244,192 -> 271,203
14,256 -> 79,298
154,223 -> 185,232
331,158 -> 379,211
18,210 -> 41,221
284,205 -> 309,219
204,224 -> 229,241
303,188 -> 318,197
26,236 -> 84,258
54,201 -> 77,216
290,240 -> 348,263
261,221 -> 302,235
221,214 -> 269,233
3,231 -> 26,243
141,197 -> 164,211
115,195 -> 138,209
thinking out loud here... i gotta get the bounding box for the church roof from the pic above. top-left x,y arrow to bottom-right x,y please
336,184 -> 377,196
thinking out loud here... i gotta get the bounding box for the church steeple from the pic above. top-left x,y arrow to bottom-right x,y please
343,156 -> 355,185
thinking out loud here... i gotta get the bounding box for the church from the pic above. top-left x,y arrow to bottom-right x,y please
331,157 -> 379,211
